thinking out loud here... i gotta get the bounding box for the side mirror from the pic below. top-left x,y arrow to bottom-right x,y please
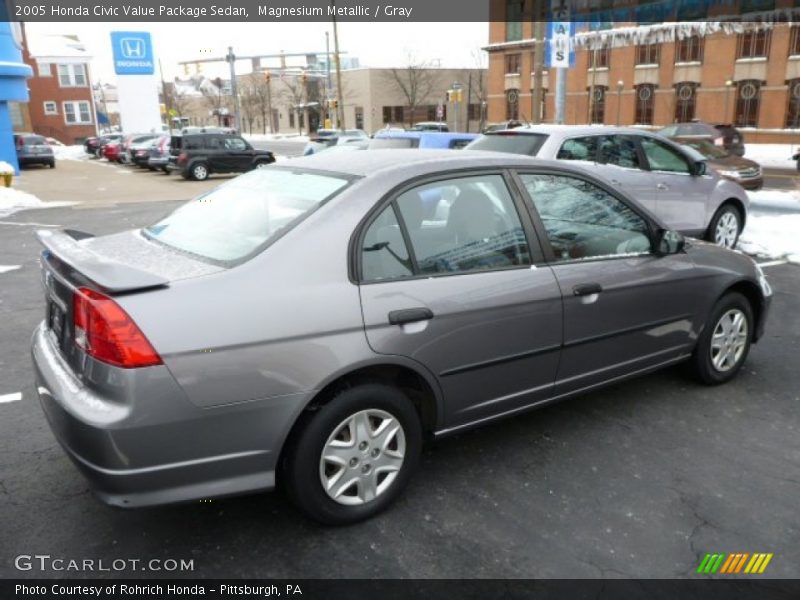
692,160 -> 707,176
655,229 -> 686,256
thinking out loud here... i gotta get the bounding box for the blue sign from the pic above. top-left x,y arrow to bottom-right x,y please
111,31 -> 154,75
544,21 -> 576,68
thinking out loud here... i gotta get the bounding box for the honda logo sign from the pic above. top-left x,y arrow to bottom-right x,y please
111,31 -> 154,75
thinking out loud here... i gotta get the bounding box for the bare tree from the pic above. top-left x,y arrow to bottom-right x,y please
468,49 -> 488,132
281,75 -> 307,134
164,80 -> 192,121
382,53 -> 437,127
238,75 -> 260,134
248,73 -> 275,134
200,77 -> 229,125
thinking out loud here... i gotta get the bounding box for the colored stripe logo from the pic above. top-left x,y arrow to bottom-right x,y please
697,553 -> 773,574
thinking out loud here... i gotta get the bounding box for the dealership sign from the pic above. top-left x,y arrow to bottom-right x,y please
545,1 -> 575,69
111,31 -> 154,75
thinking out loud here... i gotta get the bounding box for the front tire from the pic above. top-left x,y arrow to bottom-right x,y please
707,204 -> 742,249
689,292 -> 753,385
283,384 -> 422,525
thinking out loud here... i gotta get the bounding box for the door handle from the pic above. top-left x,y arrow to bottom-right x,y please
573,283 -> 603,297
656,183 -> 668,190
388,307 -> 434,326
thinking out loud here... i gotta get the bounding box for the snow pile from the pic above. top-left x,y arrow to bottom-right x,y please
739,215 -> 800,264
744,144 -> 798,171
0,160 -> 14,174
0,187 -> 74,218
53,145 -> 88,161
747,189 -> 800,212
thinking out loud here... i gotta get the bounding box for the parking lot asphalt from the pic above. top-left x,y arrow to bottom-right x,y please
0,169 -> 798,580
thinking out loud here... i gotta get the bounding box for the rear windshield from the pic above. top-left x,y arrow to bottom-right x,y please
144,168 -> 350,263
465,133 -> 548,156
23,135 -> 46,145
369,138 -> 420,149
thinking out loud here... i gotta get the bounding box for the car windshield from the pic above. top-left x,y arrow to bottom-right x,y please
465,133 -> 548,156
682,140 -> 729,159
144,168 -> 350,262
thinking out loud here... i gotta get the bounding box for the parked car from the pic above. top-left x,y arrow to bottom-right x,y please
303,132 -> 370,155
371,130 -> 479,149
102,141 -> 121,162
32,150 -> 772,524
657,122 -> 745,157
85,133 -> 123,158
482,120 -> 523,133
168,132 -> 275,180
147,135 -> 171,173
118,134 -> 159,164
131,137 -> 163,168
465,125 -> 749,249
14,133 -> 55,168
672,138 -> 763,190
408,121 -> 449,132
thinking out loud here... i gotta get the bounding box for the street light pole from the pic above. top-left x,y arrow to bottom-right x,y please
331,1 -> 345,130
616,80 -> 624,125
725,79 -> 734,124
531,0 -> 545,124
226,46 -> 242,132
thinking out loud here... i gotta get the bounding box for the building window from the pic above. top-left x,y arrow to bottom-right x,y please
63,100 -> 92,125
790,25 -> 800,56
289,111 -> 295,128
468,103 -> 481,120
505,0 -> 524,42
506,89 -> 520,120
675,36 -> 703,63
383,106 -> 404,124
393,106 -> 404,123
786,79 -> 800,128
38,62 -> 52,77
735,80 -> 761,127
589,85 -> 607,123
635,84 -> 655,125
589,46 -> 609,69
9,102 -> 24,129
58,64 -> 87,87
43,101 -> 58,115
635,43 -> 660,66
505,53 -> 521,74
674,82 -> 698,122
426,104 -> 446,121
737,29 -> 771,59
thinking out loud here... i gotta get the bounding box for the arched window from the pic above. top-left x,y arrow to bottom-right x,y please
635,84 -> 656,125
589,85 -> 607,124
735,80 -> 761,128
786,79 -> 800,128
506,89 -> 520,120
674,82 -> 698,122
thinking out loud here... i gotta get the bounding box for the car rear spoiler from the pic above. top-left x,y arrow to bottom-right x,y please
36,229 -> 169,293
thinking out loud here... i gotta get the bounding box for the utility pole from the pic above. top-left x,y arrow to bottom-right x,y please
530,0 -> 545,124
226,46 -> 242,132
159,59 -> 170,128
331,1 -> 345,130
325,31 -> 332,127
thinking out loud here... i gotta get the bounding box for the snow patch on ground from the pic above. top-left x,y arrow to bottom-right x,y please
744,144 -> 799,170
0,187 -> 75,218
739,214 -> 800,264
244,133 -> 309,143
53,145 -> 89,161
747,189 -> 800,212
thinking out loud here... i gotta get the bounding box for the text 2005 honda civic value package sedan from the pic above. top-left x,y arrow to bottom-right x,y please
32,150 -> 772,524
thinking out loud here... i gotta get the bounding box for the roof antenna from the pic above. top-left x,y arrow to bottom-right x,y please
518,111 -> 531,127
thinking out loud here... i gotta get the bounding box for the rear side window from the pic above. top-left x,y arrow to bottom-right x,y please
465,133 -> 548,156
361,206 -> 414,282
183,136 -> 205,150
557,136 -> 598,161
144,168 -> 350,263
598,135 -> 641,169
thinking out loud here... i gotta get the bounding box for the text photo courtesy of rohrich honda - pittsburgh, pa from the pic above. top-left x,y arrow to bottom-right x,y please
0,1 -> 799,599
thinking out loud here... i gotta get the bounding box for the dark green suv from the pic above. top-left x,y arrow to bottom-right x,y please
168,132 -> 275,180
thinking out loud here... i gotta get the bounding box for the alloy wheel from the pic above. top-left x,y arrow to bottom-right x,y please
710,308 -> 748,372
193,164 -> 208,180
714,211 -> 739,248
319,409 -> 406,506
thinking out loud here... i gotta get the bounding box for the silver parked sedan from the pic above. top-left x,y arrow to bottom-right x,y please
465,125 -> 750,249
32,150 -> 771,524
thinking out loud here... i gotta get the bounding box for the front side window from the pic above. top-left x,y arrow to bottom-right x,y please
557,136 -> 598,161
599,135 -> 641,169
393,174 -> 532,275
145,168 -> 350,263
225,137 -> 248,151
519,173 -> 651,261
640,138 -> 690,173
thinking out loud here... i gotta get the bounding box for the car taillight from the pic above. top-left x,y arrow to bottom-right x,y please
73,287 -> 162,368
178,152 -> 187,164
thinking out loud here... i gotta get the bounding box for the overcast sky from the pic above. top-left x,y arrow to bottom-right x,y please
25,22 -> 488,84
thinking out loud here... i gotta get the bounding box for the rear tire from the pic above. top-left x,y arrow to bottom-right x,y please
689,292 -> 753,385
283,383 -> 422,525
48,161 -> 55,168
190,162 -> 209,181
706,204 -> 742,249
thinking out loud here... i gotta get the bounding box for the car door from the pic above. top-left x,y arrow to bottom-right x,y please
515,170 -> 700,396
223,136 -> 254,171
638,136 -> 713,233
204,135 -> 227,171
357,172 -> 563,430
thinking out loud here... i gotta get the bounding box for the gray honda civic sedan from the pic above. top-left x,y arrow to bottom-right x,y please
32,150 -> 772,524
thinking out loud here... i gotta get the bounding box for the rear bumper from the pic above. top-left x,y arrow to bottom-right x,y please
31,323 -> 301,508
19,156 -> 54,165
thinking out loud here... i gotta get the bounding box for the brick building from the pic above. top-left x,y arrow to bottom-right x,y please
18,25 -> 97,143
485,8 -> 800,143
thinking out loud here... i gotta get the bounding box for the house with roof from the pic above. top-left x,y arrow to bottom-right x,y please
18,24 -> 97,144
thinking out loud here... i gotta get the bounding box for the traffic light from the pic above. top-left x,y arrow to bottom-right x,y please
330,98 -> 338,109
